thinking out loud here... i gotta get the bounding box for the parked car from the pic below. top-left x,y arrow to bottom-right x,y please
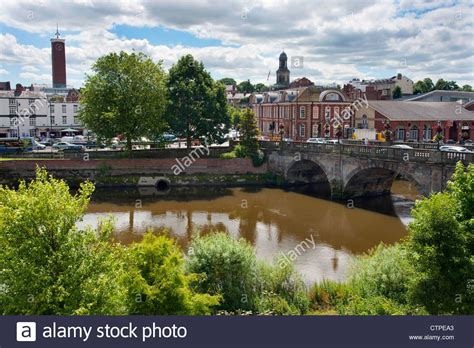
52,142 -> 84,151
391,144 -> 413,149
445,139 -> 456,144
324,139 -> 340,144
463,139 -> 473,145
306,137 -> 325,144
33,142 -> 47,150
439,145 -> 472,153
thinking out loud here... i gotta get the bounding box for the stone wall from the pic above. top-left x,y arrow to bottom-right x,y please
0,158 -> 269,187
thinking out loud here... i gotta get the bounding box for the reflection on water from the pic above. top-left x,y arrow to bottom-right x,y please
78,181 -> 418,284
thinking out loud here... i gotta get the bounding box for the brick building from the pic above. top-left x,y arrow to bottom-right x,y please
353,100 -> 474,141
250,86 -> 352,141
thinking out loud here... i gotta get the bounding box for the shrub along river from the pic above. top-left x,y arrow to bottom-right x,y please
77,180 -> 418,285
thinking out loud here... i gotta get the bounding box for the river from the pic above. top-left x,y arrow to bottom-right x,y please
77,180 -> 419,285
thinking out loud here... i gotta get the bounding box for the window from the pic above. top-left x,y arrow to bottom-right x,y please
299,106 -> 305,119
29,117 -> 36,126
50,104 -> 55,113
299,123 -> 306,137
10,129 -> 18,138
29,99 -> 35,105
29,129 -> 36,137
50,116 -> 55,125
10,118 -> 17,126
74,116 -> 79,124
312,106 -> 319,119
325,106 -> 331,121
423,125 -> 432,141
9,106 -> 16,115
73,105 -> 78,113
361,115 -> 368,129
312,124 -> 318,136
62,115 -> 67,124
409,126 -> 419,141
62,104 -> 66,113
292,106 -> 296,119
9,98 -> 15,106
395,128 -> 405,141
334,107 -> 340,118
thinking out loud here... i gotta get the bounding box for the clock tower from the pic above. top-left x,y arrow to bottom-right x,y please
51,25 -> 67,88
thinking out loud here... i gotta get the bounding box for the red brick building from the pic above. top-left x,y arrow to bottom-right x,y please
353,101 -> 474,141
250,87 -> 352,141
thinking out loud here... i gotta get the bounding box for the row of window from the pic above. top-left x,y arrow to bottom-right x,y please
394,126 -> 433,141
8,103 -> 78,114
256,105 -> 347,120
9,116 -> 80,126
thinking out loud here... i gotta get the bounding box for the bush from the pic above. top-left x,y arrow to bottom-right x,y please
347,243 -> 415,305
220,151 -> 237,159
309,279 -> 352,312
186,232 -> 258,311
233,144 -> 247,158
257,261 -> 309,314
338,295 -> 427,315
251,149 -> 265,167
125,232 -> 219,315
0,168 -> 127,315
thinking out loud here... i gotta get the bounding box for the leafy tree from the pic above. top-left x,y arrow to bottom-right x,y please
0,168 -> 127,315
423,78 -> 434,91
413,80 -> 428,94
435,78 -> 449,90
167,54 -> 230,148
392,86 -> 402,99
237,80 -> 255,94
124,232 -> 219,315
228,106 -> 242,129
186,232 -> 259,311
79,51 -> 168,151
254,83 -> 269,92
218,77 -> 237,86
407,162 -> 474,314
238,108 -> 260,156
462,84 -> 472,92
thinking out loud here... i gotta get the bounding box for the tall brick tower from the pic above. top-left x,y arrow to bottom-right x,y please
51,25 -> 66,88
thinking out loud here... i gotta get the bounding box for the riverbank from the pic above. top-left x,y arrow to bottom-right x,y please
0,157 -> 278,188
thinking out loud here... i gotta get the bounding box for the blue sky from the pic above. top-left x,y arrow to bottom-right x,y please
0,0 -> 472,88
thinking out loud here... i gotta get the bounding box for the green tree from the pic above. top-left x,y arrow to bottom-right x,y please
0,168 -> 127,315
79,51 -> 168,151
392,86 -> 402,99
407,162 -> 474,314
167,54 -> 230,148
423,78 -> 434,91
238,108 -> 260,156
237,80 -> 255,94
413,80 -> 428,94
434,78 -> 449,90
124,232 -> 219,315
218,77 -> 237,86
254,83 -> 269,92
228,106 -> 242,129
462,84 -> 472,92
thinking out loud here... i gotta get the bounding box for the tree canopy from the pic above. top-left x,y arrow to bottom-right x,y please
79,51 -> 168,150
166,54 -> 230,148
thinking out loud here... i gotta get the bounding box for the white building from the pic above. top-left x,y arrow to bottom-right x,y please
0,84 -> 85,139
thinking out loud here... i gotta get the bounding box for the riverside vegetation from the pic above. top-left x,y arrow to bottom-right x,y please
0,164 -> 472,315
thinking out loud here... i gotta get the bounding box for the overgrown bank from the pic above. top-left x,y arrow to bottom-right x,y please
1,163 -> 472,315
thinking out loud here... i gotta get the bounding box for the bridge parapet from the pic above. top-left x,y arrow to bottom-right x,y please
260,141 -> 473,166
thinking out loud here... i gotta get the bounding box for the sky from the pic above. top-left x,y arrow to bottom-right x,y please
0,0 -> 473,89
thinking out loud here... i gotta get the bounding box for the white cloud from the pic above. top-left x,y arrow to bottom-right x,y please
0,0 -> 472,87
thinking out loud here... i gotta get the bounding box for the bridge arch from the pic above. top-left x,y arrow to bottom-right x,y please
343,163 -> 424,198
285,159 -> 333,195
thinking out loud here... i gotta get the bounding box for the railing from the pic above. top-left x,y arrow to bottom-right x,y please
343,139 -> 474,151
260,141 -> 473,165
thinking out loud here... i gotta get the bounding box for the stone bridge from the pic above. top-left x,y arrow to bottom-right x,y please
261,141 -> 473,198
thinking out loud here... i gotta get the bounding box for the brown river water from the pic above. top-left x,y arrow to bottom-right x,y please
77,180 -> 419,285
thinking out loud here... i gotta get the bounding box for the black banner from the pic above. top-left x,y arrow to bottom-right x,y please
1,316 -> 473,347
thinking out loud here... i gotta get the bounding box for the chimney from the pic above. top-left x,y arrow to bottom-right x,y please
397,73 -> 402,80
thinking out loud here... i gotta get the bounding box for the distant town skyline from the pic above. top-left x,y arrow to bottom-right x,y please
0,0 -> 473,88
